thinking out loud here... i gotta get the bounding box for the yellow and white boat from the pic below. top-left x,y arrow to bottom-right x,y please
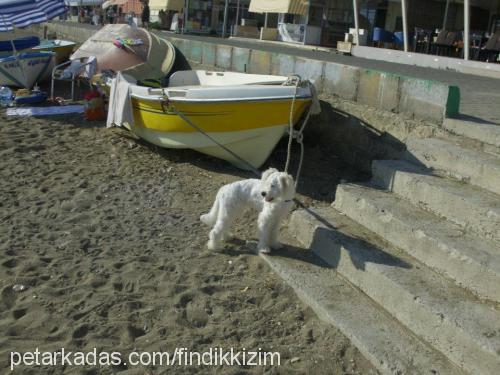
112,70 -> 315,169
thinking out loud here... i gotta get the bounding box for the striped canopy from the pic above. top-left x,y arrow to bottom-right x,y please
0,0 -> 66,32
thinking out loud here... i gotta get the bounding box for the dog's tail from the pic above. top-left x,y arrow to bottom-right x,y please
200,197 -> 219,226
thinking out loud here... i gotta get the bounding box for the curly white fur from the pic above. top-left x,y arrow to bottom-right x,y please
200,168 -> 295,253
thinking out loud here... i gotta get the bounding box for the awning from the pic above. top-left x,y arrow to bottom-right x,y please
249,0 -> 309,15
100,0 -> 127,9
150,0 -> 184,12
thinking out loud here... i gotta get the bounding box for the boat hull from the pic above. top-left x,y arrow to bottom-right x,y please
0,51 -> 55,88
131,123 -> 288,169
128,96 -> 311,169
32,40 -> 76,64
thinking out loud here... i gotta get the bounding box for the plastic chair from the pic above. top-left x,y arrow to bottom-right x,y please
50,59 -> 95,101
372,27 -> 394,47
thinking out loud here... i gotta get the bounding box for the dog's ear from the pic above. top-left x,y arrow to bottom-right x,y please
261,168 -> 278,181
279,175 -> 289,190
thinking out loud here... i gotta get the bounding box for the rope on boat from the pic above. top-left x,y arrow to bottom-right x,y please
163,103 -> 262,176
160,75 -> 316,187
282,75 -> 317,188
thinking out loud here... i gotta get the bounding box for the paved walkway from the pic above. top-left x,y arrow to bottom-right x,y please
160,31 -> 500,125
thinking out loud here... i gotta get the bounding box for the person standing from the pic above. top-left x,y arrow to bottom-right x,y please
141,1 -> 150,29
106,6 -> 115,24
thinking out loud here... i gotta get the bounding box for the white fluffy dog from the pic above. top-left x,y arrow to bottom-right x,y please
200,168 -> 295,253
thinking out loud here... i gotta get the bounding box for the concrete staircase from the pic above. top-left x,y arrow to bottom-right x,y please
287,124 -> 500,374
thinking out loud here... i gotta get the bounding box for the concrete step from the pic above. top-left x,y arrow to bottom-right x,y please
257,237 -> 460,375
290,201 -> 500,375
443,126 -> 500,158
443,116 -> 500,149
405,138 -> 500,195
372,159 -> 500,243
333,182 -> 500,302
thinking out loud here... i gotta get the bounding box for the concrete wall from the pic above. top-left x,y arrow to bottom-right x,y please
168,35 -> 460,123
32,21 -> 460,173
352,45 -> 500,80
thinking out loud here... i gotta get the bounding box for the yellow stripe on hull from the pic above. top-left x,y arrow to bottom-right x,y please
131,97 -> 311,133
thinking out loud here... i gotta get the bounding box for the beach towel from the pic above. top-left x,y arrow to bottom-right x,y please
106,72 -> 134,128
6,105 -> 84,117
61,56 -> 97,79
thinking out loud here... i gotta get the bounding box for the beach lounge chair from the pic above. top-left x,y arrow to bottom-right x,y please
50,57 -> 96,101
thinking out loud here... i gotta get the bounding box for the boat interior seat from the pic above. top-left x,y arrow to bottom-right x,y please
168,70 -> 289,88
168,70 -> 201,87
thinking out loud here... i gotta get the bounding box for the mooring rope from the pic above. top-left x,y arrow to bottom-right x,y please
160,75 -> 315,187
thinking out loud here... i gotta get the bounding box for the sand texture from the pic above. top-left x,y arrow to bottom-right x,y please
0,107 -> 374,374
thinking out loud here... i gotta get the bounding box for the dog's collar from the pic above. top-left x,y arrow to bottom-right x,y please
284,199 -> 293,203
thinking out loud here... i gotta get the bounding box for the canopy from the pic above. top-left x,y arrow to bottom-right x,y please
0,0 -> 67,32
248,0 -> 308,15
101,0 -> 127,9
150,0 -> 184,12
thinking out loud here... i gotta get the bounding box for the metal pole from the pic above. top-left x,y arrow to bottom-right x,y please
222,0 -> 229,37
442,0 -> 450,30
303,2 -> 310,45
352,0 -> 359,45
235,0 -> 240,27
401,0 -> 409,52
464,0 -> 470,60
183,0 -> 189,34
264,12 -> 268,28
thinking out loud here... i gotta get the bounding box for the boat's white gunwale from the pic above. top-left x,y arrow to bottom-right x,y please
130,93 -> 312,104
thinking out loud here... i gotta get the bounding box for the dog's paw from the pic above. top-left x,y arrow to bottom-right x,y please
271,241 -> 283,250
207,239 -> 222,251
258,247 -> 271,254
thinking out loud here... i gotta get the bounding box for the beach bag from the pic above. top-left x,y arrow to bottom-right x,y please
84,90 -> 106,121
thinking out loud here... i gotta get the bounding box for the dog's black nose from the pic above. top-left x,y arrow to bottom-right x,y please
261,191 -> 266,197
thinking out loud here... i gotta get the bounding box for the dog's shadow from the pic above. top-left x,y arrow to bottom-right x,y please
216,208 -> 411,273
217,238 -> 330,268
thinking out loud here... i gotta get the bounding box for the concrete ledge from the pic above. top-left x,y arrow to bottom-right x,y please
405,138 -> 500,195
372,159 -> 500,243
443,117 -> 500,149
352,45 -> 500,80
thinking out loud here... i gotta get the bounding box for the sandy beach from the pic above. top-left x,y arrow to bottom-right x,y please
0,102 -> 374,374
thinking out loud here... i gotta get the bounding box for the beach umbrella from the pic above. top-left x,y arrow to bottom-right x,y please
0,0 -> 66,32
